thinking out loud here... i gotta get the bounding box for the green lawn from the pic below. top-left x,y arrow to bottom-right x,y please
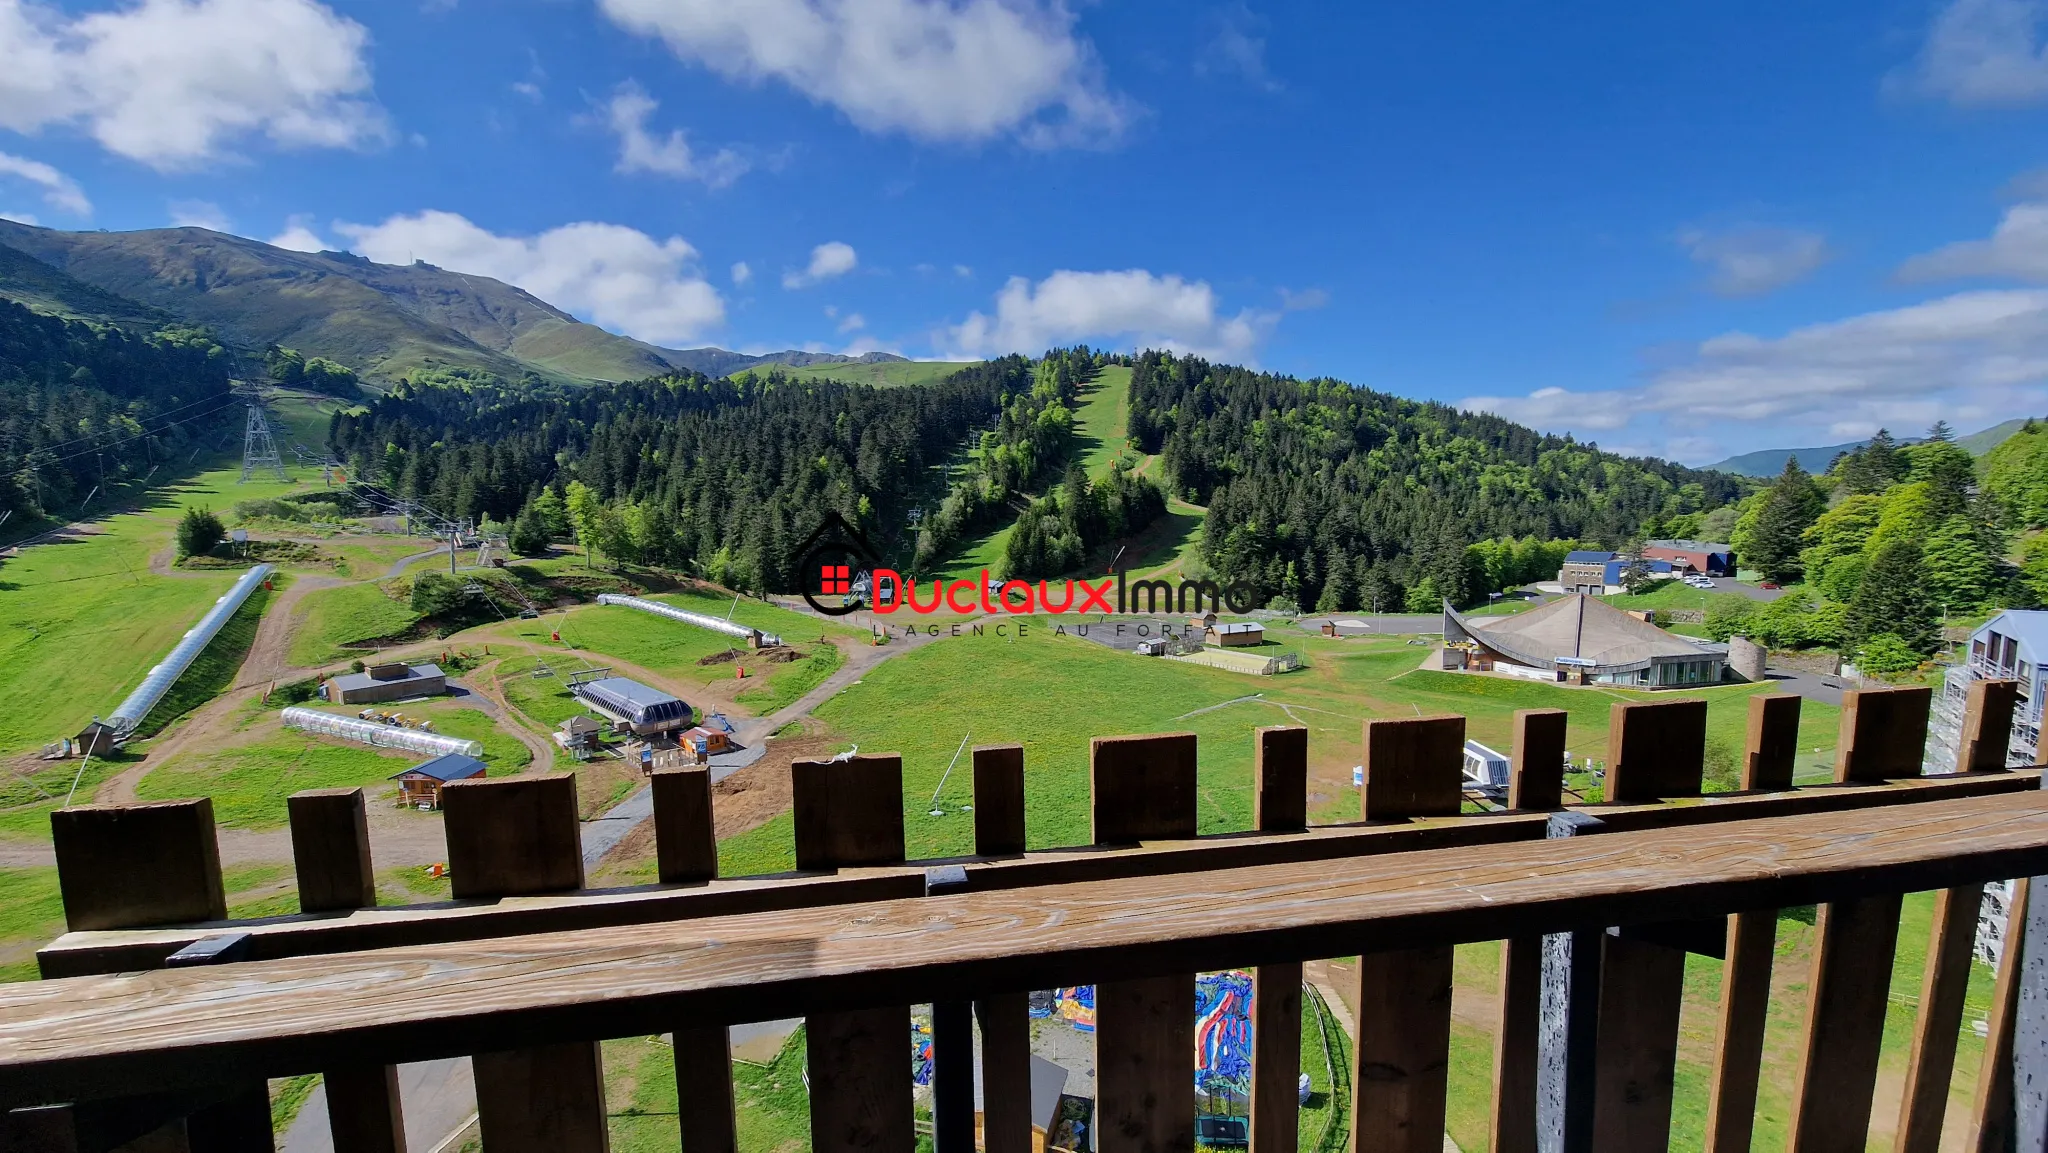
716,627 -> 1843,873
0,396 -> 347,758
287,580 -> 421,666
134,729 -> 416,829
602,1028 -> 815,1153
480,592 -> 850,716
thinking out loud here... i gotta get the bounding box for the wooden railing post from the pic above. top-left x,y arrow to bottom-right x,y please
1892,683 -> 2018,1152
972,745 -> 1033,1153
1704,694 -> 1798,1153
1491,708 -> 1566,1153
1093,733 -> 1198,1153
39,799 -> 267,1152
1970,877 -> 2028,1151
791,754 -> 914,1153
289,788 -> 404,1153
651,767 -> 718,884
1743,692 -> 1802,791
1787,892 -> 1905,1152
650,769 -> 740,1153
1588,700 -> 1707,1151
1250,726 -> 1307,1153
1836,686 -> 1934,783
441,774 -> 608,1153
1959,679 -> 2020,774
1354,715 -> 1461,1153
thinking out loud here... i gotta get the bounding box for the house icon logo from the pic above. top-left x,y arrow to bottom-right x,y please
791,511 -> 882,617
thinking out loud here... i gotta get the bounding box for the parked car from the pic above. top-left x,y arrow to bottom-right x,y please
1758,580 -> 1781,589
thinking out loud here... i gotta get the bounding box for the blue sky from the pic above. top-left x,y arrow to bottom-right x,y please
5,0 -> 2048,463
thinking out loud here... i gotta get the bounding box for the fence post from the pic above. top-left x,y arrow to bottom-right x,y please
791,754 -> 914,1153
289,788 -> 404,1153
1491,709 -> 1567,1153
41,799 -> 268,1152
1895,882 -> 1988,1153
1591,700 -> 1706,1151
975,743 -> 1032,1153
1958,679 -> 2020,773
651,767 -> 717,883
1972,878 -> 2028,1151
1354,715 -> 1462,1153
1251,726 -> 1307,1153
1093,734 -> 1198,1153
1787,893 -> 1906,1153
442,775 -> 608,1153
1704,695 -> 1798,1153
1836,686 -> 1934,783
649,770 -> 734,1153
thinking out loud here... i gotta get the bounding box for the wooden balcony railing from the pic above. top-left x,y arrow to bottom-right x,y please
4,683 -> 2048,1153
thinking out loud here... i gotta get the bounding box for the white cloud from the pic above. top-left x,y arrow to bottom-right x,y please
0,211 -> 38,225
944,269 -> 1276,361
168,199 -> 230,231
338,210 -> 725,346
837,311 -> 866,334
511,80 -> 543,103
604,81 -> 748,187
1899,200 -> 2048,281
1676,225 -> 1831,296
0,150 -> 88,215
1278,286 -> 1329,311
1465,288 -> 2048,461
0,0 -> 386,170
731,260 -> 752,285
596,0 -> 1129,147
1198,3 -> 1279,93
268,214 -> 327,252
783,240 -> 858,288
1902,0 -> 2048,107
954,263 -> 973,278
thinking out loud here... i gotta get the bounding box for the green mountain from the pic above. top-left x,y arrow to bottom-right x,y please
0,242 -> 171,328
0,221 -> 913,387
1707,418 -> 2032,475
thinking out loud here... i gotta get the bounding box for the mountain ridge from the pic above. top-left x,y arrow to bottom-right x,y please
1706,417 -> 2031,475
0,221 -> 909,386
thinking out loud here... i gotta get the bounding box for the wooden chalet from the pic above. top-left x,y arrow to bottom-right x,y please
389,752 -> 487,809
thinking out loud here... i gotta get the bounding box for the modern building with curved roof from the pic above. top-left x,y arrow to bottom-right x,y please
1442,594 -> 1727,688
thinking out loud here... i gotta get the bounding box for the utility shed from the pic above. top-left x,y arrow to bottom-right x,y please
390,752 -> 486,809
324,663 -> 448,705
573,676 -> 693,736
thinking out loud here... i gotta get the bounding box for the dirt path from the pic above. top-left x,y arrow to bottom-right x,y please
456,668 -> 555,774
238,574 -> 346,687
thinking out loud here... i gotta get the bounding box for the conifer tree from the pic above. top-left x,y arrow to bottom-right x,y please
1744,459 -> 1824,582
1847,538 -> 1938,654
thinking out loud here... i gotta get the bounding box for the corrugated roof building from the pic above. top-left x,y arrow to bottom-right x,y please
572,677 -> 693,736
1443,594 -> 1726,688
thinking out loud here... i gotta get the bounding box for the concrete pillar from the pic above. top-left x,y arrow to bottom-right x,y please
1729,635 -> 1768,683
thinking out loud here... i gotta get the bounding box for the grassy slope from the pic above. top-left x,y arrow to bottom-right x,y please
929,365 -> 1142,583
735,360 -> 974,388
715,626 -> 1839,873
288,580 -> 422,666
0,447 -> 314,757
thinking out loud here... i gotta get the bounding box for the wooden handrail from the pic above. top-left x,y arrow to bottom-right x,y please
4,791 -> 2046,1110
33,769 -> 2038,978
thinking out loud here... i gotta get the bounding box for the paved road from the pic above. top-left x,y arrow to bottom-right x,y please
1295,613 -> 1445,635
281,1058 -> 477,1153
1758,667 -> 1849,707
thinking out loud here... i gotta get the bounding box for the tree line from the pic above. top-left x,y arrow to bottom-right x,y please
1125,351 -> 1745,612
0,299 -> 233,523
1710,423 -> 2012,673
329,360 -> 1036,592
